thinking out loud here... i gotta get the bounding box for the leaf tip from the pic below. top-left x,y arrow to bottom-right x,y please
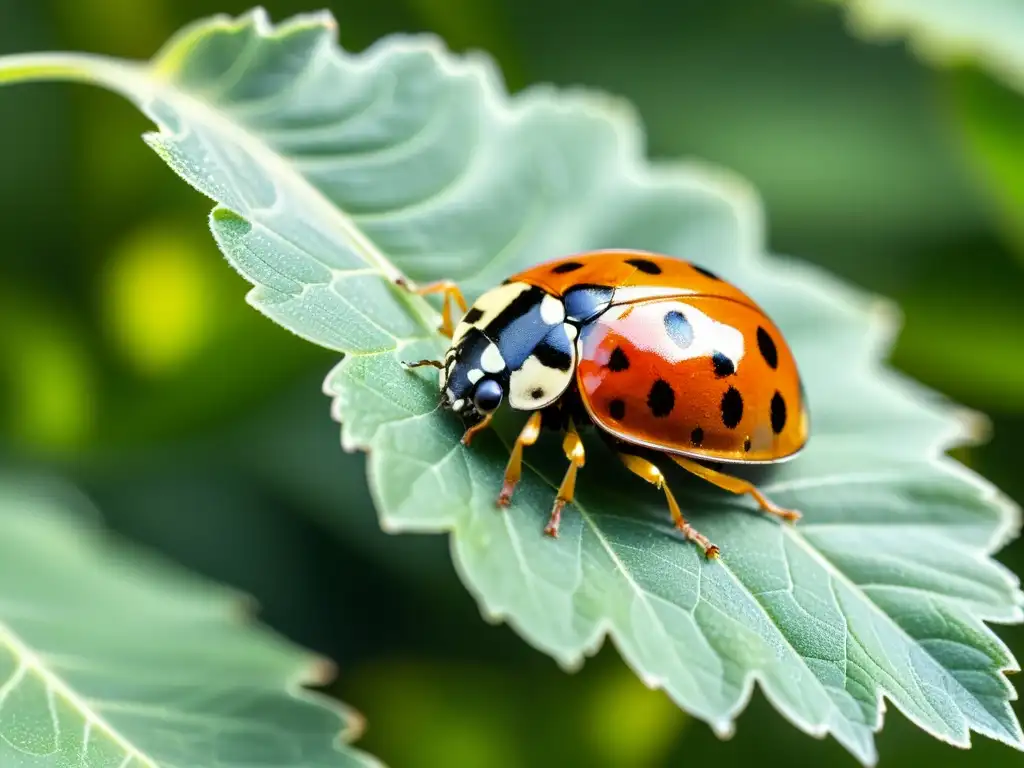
305,654 -> 340,688
210,205 -> 251,232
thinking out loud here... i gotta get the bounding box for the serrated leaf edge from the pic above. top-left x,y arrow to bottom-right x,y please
1,6 -> 1018,763
0,472 -> 384,767
825,0 -> 1024,94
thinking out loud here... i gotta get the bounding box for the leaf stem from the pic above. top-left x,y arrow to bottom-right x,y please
0,51 -> 146,94
0,51 -> 442,336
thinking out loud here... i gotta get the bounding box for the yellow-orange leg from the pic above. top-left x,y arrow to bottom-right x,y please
497,412 -> 543,507
461,413 -> 494,446
404,279 -> 468,338
668,455 -> 801,523
619,453 -> 720,558
544,422 -> 587,538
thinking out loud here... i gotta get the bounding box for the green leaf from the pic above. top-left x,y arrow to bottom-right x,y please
0,473 -> 381,767
822,0 -> 1024,94
1,7 -> 1022,765
946,67 -> 1024,263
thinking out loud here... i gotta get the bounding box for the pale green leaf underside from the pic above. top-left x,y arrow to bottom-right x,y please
0,7 -> 1021,766
0,476 -> 381,768
824,0 -> 1024,94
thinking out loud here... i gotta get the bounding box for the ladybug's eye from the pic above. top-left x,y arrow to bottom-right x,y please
473,379 -> 503,413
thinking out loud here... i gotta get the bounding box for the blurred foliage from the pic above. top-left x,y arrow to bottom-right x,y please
345,650 -> 686,768
1,0 -> 1023,766
949,68 -> 1024,260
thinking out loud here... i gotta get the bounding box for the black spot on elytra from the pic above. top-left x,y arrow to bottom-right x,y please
721,386 -> 743,429
664,310 -> 693,349
712,351 -> 735,377
690,427 -> 704,447
552,261 -> 583,274
607,347 -> 630,371
626,257 -> 662,275
743,437 -> 752,452
757,326 -> 778,369
530,387 -> 544,400
771,391 -> 787,434
693,264 -> 720,280
609,399 -> 626,420
647,379 -> 675,418
463,307 -> 483,324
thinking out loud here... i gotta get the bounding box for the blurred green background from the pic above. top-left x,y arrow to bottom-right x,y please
2,0 -> 1023,765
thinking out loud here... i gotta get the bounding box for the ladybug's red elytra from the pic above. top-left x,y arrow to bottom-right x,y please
402,249 -> 809,558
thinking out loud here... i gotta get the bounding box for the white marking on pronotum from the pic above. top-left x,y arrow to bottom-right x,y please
467,368 -> 484,384
564,323 -> 578,341
540,294 -> 565,325
451,321 -> 473,345
508,354 -> 574,409
480,343 -> 505,373
445,387 -> 456,401
466,282 -> 533,330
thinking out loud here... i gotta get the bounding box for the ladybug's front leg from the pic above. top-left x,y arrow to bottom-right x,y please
398,278 -> 468,339
497,411 -> 543,507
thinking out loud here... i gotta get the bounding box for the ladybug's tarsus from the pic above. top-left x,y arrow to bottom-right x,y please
498,411 -> 543,507
619,452 -> 720,559
407,279 -> 468,339
544,502 -> 563,537
461,413 -> 494,446
669,455 -> 802,524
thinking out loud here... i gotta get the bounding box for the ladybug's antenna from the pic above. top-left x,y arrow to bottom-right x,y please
403,359 -> 444,370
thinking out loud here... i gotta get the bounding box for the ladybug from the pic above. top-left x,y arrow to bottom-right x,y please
401,249 -> 809,558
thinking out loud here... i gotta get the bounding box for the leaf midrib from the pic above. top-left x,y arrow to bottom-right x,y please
0,618 -> 157,766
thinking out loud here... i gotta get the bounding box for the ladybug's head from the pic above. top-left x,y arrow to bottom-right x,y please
438,326 -> 509,427
434,282 -> 579,432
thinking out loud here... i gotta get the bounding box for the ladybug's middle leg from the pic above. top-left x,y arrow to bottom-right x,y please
668,455 -> 801,524
542,420 -> 586,538
618,452 -> 720,558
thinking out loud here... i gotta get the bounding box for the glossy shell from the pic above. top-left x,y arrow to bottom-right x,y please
508,250 -> 810,464
505,249 -> 757,308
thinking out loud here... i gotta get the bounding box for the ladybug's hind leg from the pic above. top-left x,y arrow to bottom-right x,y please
618,452 -> 720,559
668,455 -> 801,524
399,278 -> 467,338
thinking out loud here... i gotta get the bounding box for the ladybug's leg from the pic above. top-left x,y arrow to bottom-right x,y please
461,413 -> 494,446
619,453 -> 720,558
497,411 -> 544,506
543,421 -> 587,538
400,278 -> 468,339
668,455 -> 801,523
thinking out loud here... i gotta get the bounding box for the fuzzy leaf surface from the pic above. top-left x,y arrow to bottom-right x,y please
0,476 -> 381,767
